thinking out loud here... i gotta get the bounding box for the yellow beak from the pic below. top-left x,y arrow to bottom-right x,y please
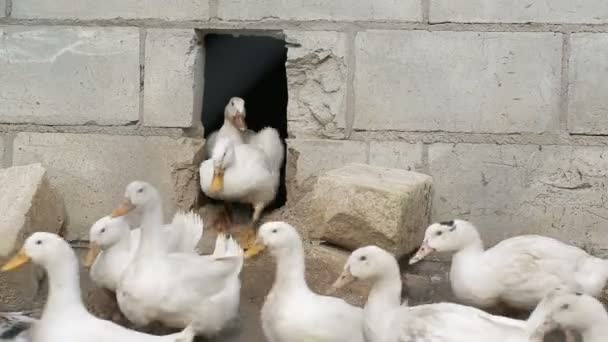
1,248 -> 31,272
83,243 -> 101,267
111,198 -> 135,218
210,167 -> 225,193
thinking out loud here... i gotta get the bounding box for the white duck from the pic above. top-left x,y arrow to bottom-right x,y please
0,232 -> 195,342
205,97 -> 248,157
251,221 -> 365,342
85,211 -> 203,292
409,220 -> 608,310
0,311 -> 37,342
531,290 -> 608,342
333,245 -> 546,342
111,181 -> 243,336
200,134 -> 283,256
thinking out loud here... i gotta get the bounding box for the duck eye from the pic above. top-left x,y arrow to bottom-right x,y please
137,188 -> 144,193
436,231 -> 443,236
561,304 -> 570,310
575,292 -> 582,296
36,240 -> 42,245
359,256 -> 367,261
272,229 -> 278,233
100,228 -> 106,234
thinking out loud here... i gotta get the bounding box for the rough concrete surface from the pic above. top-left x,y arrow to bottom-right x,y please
568,33 -> 608,135
12,132 -> 204,240
428,143 -> 608,255
144,29 -> 203,128
430,0 -> 608,24
354,30 -> 562,133
368,141 -> 424,172
0,26 -> 140,126
12,0 -> 209,20
0,163 -> 64,311
217,0 -> 421,21
301,163 -> 433,255
285,31 -> 348,139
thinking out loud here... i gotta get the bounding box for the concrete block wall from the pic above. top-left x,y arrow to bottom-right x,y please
1,0 -> 608,255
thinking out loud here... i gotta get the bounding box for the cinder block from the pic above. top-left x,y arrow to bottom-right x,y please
568,33 -> 608,134
12,0 -> 209,20
369,141 -> 424,172
354,30 -> 562,134
1,0 -> 5,18
431,0 -> 608,24
218,0 -> 421,21
12,133 -> 204,240
285,31 -> 348,138
0,26 -> 139,125
0,164 -> 64,310
428,143 -> 608,253
144,29 -> 203,127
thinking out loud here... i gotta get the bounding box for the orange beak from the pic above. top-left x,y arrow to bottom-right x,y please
1,248 -> 31,272
111,198 -> 135,218
329,266 -> 357,294
83,243 -> 101,267
210,167 -> 225,193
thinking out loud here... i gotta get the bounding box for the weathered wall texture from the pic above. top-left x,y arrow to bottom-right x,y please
1,0 -> 608,257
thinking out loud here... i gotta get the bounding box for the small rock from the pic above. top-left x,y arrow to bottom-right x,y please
300,163 -> 433,255
0,163 -> 64,310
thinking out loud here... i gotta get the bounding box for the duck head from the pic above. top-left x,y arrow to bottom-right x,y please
409,219 -> 481,265
84,215 -> 130,267
2,232 -> 72,272
224,97 -> 247,132
332,245 -> 398,291
111,181 -> 162,219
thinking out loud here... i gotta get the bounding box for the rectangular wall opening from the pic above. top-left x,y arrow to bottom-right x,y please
201,32 -> 288,209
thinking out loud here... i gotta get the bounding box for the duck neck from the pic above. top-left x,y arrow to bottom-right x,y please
44,251 -> 87,317
271,244 -> 308,294
135,202 -> 164,259
364,264 -> 402,341
110,228 -> 132,253
452,235 -> 485,263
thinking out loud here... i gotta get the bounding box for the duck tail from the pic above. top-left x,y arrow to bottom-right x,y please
174,324 -> 196,342
248,127 -> 284,172
171,210 -> 204,253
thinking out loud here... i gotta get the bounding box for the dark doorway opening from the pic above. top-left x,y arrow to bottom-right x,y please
201,33 -> 288,209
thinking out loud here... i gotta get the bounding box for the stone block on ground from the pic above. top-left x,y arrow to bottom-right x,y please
301,163 -> 433,256
12,133 -> 204,240
0,163 -> 65,310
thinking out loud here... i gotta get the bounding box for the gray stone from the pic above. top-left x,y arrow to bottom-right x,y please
0,164 -> 64,310
369,141 -> 424,172
285,31 -> 348,139
12,133 -> 204,240
1,0 -> 5,17
303,163 -> 433,255
354,30 -> 562,133
218,0 -> 421,21
286,139 -> 368,198
428,143 -> 608,252
431,0 -> 608,24
12,0 -> 209,20
0,26 -> 139,125
144,29 -> 203,128
568,33 -> 608,134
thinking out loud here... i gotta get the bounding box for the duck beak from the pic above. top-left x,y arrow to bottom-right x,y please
83,243 -> 101,267
111,198 -> 135,218
244,235 -> 265,259
330,267 -> 357,294
232,114 -> 247,132
210,167 -> 225,193
1,248 -> 31,272
409,241 -> 434,265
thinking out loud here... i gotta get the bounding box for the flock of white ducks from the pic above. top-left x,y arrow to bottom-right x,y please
1,98 -> 607,342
